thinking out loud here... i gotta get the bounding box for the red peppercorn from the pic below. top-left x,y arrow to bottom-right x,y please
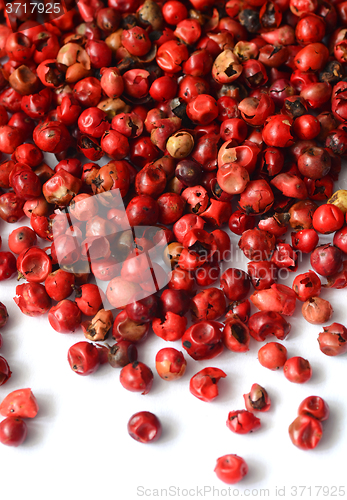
248,311 -> 291,341
222,317 -> 250,353
250,284 -> 297,316
243,384 -> 271,412
67,342 -> 100,376
247,260 -> 278,291
0,302 -> 8,329
44,270 -> 75,302
214,454 -> 248,485
291,229 -> 319,253
318,322 -> 347,356
312,204 -> 344,234
14,283 -> 51,317
126,295 -> 158,323
271,242 -> 298,272
289,415 -> 323,450
75,284 -> 103,317
190,288 -> 226,322
212,229 -> 231,262
226,410 -> 261,434
258,342 -> 288,370
239,228 -> 276,261
333,226 -> 347,254
157,192 -> 185,225
293,114 -> 320,140
262,114 -> 294,148
226,300 -> 251,323
120,361 -> 154,395
121,26 -> 151,57
112,310 -> 149,344
162,0 -> 188,24
310,244 -> 343,277
186,94 -> 218,125
127,411 -> 162,443
217,163 -> 250,195
182,321 -> 224,360
8,226 -> 37,255
48,300 -> 82,334
298,396 -> 330,421
292,271 -> 321,302
220,268 -> 250,301
0,417 -> 27,447
126,195 -> 159,226
156,40 -> 189,73
190,367 -> 227,402
0,388 -> 39,418
155,348 -> 187,381
0,356 -> 11,386
284,356 -> 312,383
302,297 -> 334,325
0,251 -> 17,281
152,312 -> 187,341
239,179 -> 275,215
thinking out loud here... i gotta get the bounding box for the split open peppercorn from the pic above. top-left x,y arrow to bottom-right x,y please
0,388 -> 38,420
182,321 -> 224,361
190,367 -> 227,402
227,410 -> 261,434
318,322 -> 347,356
243,384 -> 271,412
298,396 -> 330,421
222,317 -> 250,353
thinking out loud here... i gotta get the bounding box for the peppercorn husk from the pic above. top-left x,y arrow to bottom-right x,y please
328,189 -> 347,213
83,309 -> 113,341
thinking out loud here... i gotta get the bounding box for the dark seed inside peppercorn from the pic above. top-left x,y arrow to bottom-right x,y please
239,10 -> 261,33
319,61 -> 344,84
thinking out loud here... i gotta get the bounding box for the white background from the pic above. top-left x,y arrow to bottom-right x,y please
0,152 -> 347,500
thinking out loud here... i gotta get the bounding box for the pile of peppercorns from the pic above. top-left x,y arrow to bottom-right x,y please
0,0 -> 346,485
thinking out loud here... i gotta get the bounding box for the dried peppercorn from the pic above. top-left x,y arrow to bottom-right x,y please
243,384 -> 271,412
0,0 -> 346,478
298,396 -> 330,421
226,410 -> 261,434
284,357 -> 312,383
214,455 -> 248,485
258,342 -> 288,370
120,361 -> 154,395
190,367 -> 226,402
318,323 -> 347,356
0,388 -> 38,418
127,411 -> 162,443
289,415 -> 323,450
